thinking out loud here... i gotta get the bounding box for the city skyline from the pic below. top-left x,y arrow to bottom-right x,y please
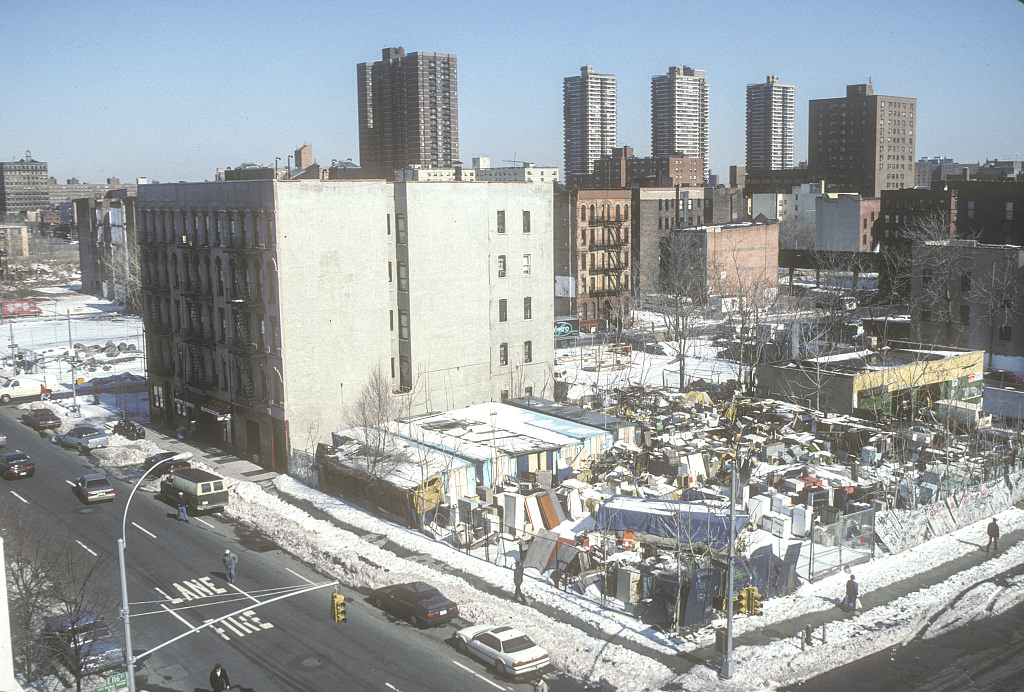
3,0 -> 1022,185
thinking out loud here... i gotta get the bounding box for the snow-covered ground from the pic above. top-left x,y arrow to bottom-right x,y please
13,288 -> 1024,691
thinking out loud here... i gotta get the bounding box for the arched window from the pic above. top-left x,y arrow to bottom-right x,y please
581,303 -> 588,320
624,204 -> 629,221
616,204 -> 621,220
589,204 -> 596,219
580,205 -> 587,221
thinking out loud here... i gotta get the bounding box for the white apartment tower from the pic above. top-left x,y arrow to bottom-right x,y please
563,66 -> 617,187
651,66 -> 709,183
746,75 -> 795,171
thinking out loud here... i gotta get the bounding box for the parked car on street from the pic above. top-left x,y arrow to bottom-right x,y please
0,451 -> 34,480
454,624 -> 550,678
21,408 -> 61,430
112,418 -> 146,440
55,426 -> 109,453
42,610 -> 124,676
143,450 -> 193,475
368,582 -> 459,628
985,370 -> 1024,389
74,474 -> 115,504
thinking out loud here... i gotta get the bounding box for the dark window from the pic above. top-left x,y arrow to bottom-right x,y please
499,343 -> 508,366
999,325 -> 1011,341
922,309 -> 932,322
959,304 -> 970,324
522,210 -> 531,234
523,297 -> 532,320
524,340 -> 532,363
961,272 -> 971,292
497,255 -> 506,277
498,299 -> 507,322
497,210 -> 506,234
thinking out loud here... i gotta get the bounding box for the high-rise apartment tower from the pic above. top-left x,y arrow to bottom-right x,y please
563,66 -> 617,188
357,47 -> 459,180
651,66 -> 709,183
746,76 -> 794,171
808,83 -> 916,198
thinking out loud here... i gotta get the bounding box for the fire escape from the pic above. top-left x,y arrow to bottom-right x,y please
227,256 -> 261,408
585,218 -> 630,327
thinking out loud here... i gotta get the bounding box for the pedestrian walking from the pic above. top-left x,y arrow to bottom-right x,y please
177,492 -> 189,522
513,560 -> 528,605
844,574 -> 859,611
39,384 -> 48,401
987,517 -> 1000,555
532,674 -> 549,692
209,662 -> 231,691
223,549 -> 238,584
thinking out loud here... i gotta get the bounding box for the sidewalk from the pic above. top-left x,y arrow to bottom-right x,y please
142,424 -> 278,488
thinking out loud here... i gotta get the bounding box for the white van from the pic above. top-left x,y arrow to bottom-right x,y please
0,374 -> 60,403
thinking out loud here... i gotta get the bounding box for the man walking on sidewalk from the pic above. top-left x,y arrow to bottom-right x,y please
844,574 -> 859,611
223,549 -> 238,584
987,518 -> 1000,555
513,560 -> 528,605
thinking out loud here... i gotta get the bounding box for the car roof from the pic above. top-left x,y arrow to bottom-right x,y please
1,451 -> 29,459
70,425 -> 102,434
79,473 -> 109,482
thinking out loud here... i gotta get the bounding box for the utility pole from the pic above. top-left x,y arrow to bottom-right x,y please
66,311 -> 78,411
720,449 -> 738,679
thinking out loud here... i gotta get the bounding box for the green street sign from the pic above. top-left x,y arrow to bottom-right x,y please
96,672 -> 128,691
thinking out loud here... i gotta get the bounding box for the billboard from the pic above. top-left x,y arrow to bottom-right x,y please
554,317 -> 579,338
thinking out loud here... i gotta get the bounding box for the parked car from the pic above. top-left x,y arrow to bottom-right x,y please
454,624 -> 550,678
55,426 -> 109,453
985,370 -> 1024,389
368,582 -> 459,628
0,451 -> 34,480
0,431 -> 7,447
143,450 -> 193,475
112,418 -> 146,440
42,610 -> 124,676
21,408 -> 61,430
74,474 -> 115,504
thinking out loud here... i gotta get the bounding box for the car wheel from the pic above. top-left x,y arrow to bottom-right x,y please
456,638 -> 468,654
412,615 -> 427,628
494,660 -> 508,677
369,597 -> 382,609
0,394 -> 9,404
78,444 -> 87,454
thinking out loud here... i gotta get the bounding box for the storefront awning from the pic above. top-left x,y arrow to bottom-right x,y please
200,397 -> 232,420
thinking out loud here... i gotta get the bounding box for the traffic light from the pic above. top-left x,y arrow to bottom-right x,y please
749,587 -> 763,616
331,592 -> 346,622
734,588 -> 749,614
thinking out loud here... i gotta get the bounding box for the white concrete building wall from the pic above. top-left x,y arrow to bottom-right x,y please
400,181 -> 554,409
275,181 -> 395,436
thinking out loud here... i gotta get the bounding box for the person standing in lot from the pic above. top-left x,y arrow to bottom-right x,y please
223,549 -> 238,584
209,662 -> 231,691
177,492 -> 189,522
844,574 -> 859,611
513,560 -> 528,605
987,518 -> 1000,555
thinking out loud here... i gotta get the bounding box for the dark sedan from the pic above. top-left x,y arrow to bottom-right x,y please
143,451 -> 193,475
21,408 -> 61,430
0,451 -> 34,480
368,581 -> 459,628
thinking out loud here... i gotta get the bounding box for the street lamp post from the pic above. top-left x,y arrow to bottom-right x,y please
118,462 -> 172,692
720,453 -> 737,679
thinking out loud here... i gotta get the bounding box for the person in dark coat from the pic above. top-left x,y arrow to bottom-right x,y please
844,574 -> 859,610
513,560 -> 528,604
177,492 -> 189,522
209,662 -> 230,691
987,518 -> 1000,554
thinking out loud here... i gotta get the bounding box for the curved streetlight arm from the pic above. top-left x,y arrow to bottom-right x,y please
119,460 -> 172,692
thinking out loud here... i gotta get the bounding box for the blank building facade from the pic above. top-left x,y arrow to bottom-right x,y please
357,47 -> 459,180
746,76 -> 794,171
564,66 -> 617,188
651,66 -> 709,183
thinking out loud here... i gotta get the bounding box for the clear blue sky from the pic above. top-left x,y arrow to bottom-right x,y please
3,0 -> 1022,184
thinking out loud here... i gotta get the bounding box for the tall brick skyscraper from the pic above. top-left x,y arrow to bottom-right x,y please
808,83 -> 916,198
357,47 -> 458,180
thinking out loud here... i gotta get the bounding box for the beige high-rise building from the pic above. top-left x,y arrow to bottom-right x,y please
746,76 -> 794,171
563,66 -> 617,188
808,83 -> 916,198
651,66 -> 709,183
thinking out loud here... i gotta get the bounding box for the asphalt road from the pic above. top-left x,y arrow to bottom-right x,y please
1,406 -> 563,691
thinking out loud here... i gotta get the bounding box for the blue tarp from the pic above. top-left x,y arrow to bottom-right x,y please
595,495 -> 748,549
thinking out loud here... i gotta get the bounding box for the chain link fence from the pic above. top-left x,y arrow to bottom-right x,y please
808,507 -> 875,581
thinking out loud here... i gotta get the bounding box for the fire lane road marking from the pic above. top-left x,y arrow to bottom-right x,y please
450,660 -> 508,690
75,540 -> 98,557
160,578 -> 276,643
286,567 -> 315,585
9,490 -> 29,504
131,521 -> 157,539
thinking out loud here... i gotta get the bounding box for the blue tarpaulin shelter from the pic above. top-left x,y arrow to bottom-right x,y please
595,495 -> 748,549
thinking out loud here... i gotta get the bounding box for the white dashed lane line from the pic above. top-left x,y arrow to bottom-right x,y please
286,568 -> 315,585
75,539 -> 98,557
9,490 -> 29,504
131,521 -> 157,539
450,660 -> 508,690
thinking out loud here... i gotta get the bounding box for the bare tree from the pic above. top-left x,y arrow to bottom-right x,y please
345,364 -> 405,512
2,504 -> 54,681
108,220 -> 142,314
778,216 -> 815,251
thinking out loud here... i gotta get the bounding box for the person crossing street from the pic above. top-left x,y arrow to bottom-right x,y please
223,549 -> 238,584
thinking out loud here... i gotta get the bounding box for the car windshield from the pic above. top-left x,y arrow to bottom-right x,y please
86,479 -> 109,488
501,635 -> 535,653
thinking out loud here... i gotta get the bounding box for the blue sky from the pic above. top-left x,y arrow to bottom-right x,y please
3,0 -> 1022,184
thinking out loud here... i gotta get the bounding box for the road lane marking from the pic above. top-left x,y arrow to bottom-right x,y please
160,581 -> 277,644
161,602 -> 193,628
9,490 -> 29,504
64,479 -> 75,487
195,517 -> 215,528
385,684 -> 403,691
174,577 -> 228,601
286,567 -> 315,585
230,582 -> 261,604
450,660 -> 507,690
131,521 -> 157,538
75,540 -> 98,557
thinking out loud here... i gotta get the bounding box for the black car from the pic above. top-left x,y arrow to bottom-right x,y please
368,581 -> 459,628
112,418 -> 146,440
0,451 -> 34,480
21,408 -> 61,430
985,370 -> 1024,389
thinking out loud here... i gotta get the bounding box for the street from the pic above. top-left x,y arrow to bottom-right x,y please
1,406 -> 553,691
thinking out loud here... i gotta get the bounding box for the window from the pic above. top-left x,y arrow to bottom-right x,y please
399,310 -> 409,339
522,210 -> 531,233
396,213 -> 407,243
497,255 -> 506,277
522,254 -> 531,275
581,253 -> 586,270
390,310 -> 394,330
581,228 -> 587,245
501,389 -> 509,401
959,304 -> 970,324
523,297 -> 532,320
398,262 -> 408,291
499,343 -> 508,366
388,261 -> 393,282
497,210 -> 506,233
999,325 -> 1011,341
580,205 -> 587,221
1007,202 -> 1014,221
582,303 -> 588,320
525,386 -> 533,396
961,272 -> 971,292
524,340 -> 532,363
498,299 -> 507,322
967,201 -> 975,219
922,309 -> 932,322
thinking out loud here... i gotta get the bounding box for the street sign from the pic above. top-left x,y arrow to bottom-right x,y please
96,671 -> 128,691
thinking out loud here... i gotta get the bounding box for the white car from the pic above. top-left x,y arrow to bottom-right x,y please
453,624 -> 549,678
